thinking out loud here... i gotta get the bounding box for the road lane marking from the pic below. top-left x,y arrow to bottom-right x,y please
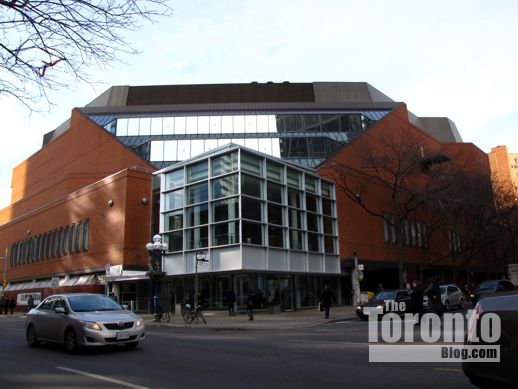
56,366 -> 151,389
288,339 -> 367,346
434,368 -> 463,372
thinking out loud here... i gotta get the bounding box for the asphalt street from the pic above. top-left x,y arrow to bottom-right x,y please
0,315 -> 476,389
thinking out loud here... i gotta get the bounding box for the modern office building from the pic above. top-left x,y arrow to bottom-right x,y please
488,145 -> 518,195
1,81 -> 489,312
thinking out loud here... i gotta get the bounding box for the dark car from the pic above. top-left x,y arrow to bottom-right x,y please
470,280 -> 517,305
356,289 -> 416,321
462,294 -> 518,387
25,293 -> 145,353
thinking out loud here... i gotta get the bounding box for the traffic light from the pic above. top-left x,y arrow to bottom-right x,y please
1,280 -> 7,288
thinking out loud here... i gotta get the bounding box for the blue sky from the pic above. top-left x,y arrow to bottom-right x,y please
1,0 -> 517,208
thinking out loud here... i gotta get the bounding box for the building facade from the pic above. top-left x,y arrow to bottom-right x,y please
0,82 -> 493,311
488,145 -> 518,195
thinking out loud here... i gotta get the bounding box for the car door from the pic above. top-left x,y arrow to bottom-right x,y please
447,286 -> 460,306
45,297 -> 70,343
32,297 -> 56,340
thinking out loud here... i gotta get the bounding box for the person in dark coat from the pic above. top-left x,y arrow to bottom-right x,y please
424,276 -> 443,317
225,289 -> 236,316
9,297 -> 15,314
319,285 -> 336,319
3,296 -> 9,315
246,291 -> 255,321
409,280 -> 424,319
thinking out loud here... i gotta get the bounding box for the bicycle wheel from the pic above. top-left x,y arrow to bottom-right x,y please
182,310 -> 194,324
198,311 -> 207,325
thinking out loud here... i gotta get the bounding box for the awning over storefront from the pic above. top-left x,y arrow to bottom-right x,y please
4,275 -> 98,291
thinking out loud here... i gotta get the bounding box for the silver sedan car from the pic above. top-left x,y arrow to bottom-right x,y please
25,293 -> 145,353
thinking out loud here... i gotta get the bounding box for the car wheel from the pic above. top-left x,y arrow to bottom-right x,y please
360,315 -> 368,321
459,298 -> 465,309
125,342 -> 139,350
444,301 -> 450,311
65,329 -> 79,354
26,325 -> 40,348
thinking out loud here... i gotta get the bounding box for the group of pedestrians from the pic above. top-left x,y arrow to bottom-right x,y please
0,296 -> 16,315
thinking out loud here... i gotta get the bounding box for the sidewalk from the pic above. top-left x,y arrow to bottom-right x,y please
143,305 -> 358,330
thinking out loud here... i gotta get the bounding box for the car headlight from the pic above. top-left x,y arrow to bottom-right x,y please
135,318 -> 144,327
356,306 -> 362,310
82,321 -> 102,331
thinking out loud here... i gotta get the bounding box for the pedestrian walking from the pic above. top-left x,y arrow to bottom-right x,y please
424,276 -> 443,317
224,289 -> 236,316
409,280 -> 424,320
9,297 -> 15,315
246,290 -> 255,321
27,294 -> 35,313
3,296 -> 9,315
319,285 -> 336,319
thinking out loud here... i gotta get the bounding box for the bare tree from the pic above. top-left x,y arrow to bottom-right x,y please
320,127 -> 452,288
0,0 -> 171,110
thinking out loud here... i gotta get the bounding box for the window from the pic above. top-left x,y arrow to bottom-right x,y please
83,220 -> 89,251
241,174 -> 262,198
241,152 -> 262,176
308,233 -> 320,252
242,222 -> 263,245
186,161 -> 208,183
63,227 -> 69,255
187,183 -> 208,205
306,195 -> 318,212
57,228 -> 63,257
165,189 -> 183,210
186,227 -> 208,249
266,161 -> 283,182
322,198 -> 333,216
69,224 -> 76,254
289,229 -> 304,250
321,181 -> 332,197
324,236 -> 335,254
242,197 -> 263,221
289,209 -> 303,229
165,170 -> 184,190
268,226 -> 285,248
212,222 -> 239,245
287,169 -> 301,188
165,231 -> 183,252
305,176 -> 317,193
267,182 -> 283,203
76,222 -> 83,253
267,203 -> 284,225
306,213 -> 319,232
288,189 -> 302,208
212,152 -> 238,176
164,210 -> 183,231
212,174 -> 238,199
186,204 -> 209,227
46,233 -> 52,258
212,198 -> 239,222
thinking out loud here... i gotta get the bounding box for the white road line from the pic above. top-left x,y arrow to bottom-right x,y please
56,366 -> 151,389
433,368 -> 463,373
288,339 -> 367,346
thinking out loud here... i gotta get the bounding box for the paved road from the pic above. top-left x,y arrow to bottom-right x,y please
0,315 -> 475,388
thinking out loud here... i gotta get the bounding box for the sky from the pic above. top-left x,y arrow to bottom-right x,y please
1,0 -> 517,209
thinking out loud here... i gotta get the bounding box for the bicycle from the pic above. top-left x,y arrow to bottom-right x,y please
182,304 -> 206,324
161,304 -> 171,323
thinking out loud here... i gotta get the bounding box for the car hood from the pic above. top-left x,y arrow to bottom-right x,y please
70,310 -> 139,322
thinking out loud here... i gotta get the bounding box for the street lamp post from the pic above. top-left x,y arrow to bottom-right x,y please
352,251 -> 361,305
146,234 -> 168,322
194,251 -> 209,308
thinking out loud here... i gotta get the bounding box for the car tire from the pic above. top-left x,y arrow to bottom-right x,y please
459,298 -> 465,309
26,325 -> 40,348
125,342 -> 139,350
360,315 -> 368,321
444,301 -> 450,311
65,329 -> 79,354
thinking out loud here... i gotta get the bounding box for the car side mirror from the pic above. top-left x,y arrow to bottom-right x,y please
55,307 -> 67,314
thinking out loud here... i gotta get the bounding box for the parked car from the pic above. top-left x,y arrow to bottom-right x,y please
423,284 -> 465,311
25,293 -> 145,353
462,294 -> 518,387
356,289 -> 416,320
470,280 -> 517,305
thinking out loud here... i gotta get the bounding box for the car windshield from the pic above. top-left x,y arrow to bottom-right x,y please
476,281 -> 497,291
374,291 -> 396,301
68,295 -> 123,312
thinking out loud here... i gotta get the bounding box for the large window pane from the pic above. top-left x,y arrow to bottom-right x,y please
165,169 -> 184,190
321,181 -> 332,197
307,213 -> 319,232
177,140 -> 190,159
241,152 -> 262,176
305,175 -> 317,193
186,227 -> 208,249
151,117 -> 163,135
165,231 -> 183,252
266,161 -> 283,182
210,116 -> 222,134
242,197 -> 263,221
287,169 -> 301,188
268,203 -> 284,225
187,183 -> 208,205
174,117 -> 186,134
212,152 -> 238,176
150,141 -> 164,161
288,189 -> 302,208
324,236 -> 335,254
83,220 -> 89,251
290,230 -> 304,250
323,216 -> 334,235
212,198 -> 239,222
308,233 -> 320,252
164,210 -> 183,231
245,115 -> 257,133
267,182 -> 283,203
241,174 -> 262,198
306,194 -> 318,212
212,174 -> 238,199
222,116 -> 233,132
289,209 -> 304,229
322,198 -> 333,216
164,140 -> 178,161
212,222 -> 239,246
242,222 -> 263,245
186,204 -> 208,227
187,160 -> 208,183
198,116 -> 210,133
164,189 -> 183,210
233,116 -> 245,133
186,116 -> 198,134
139,118 -> 151,135
163,117 -> 174,134
268,226 -> 285,248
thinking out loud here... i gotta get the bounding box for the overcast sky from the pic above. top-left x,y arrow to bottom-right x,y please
1,0 -> 517,208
